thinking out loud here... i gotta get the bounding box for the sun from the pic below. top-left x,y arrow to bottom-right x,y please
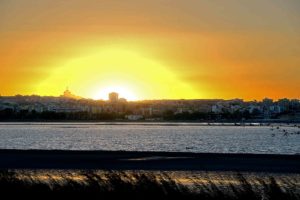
93,85 -> 137,101
35,46 -> 200,100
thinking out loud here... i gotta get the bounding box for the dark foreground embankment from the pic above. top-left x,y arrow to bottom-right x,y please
0,150 -> 299,172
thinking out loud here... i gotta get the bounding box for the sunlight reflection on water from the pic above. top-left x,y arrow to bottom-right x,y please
0,123 -> 299,154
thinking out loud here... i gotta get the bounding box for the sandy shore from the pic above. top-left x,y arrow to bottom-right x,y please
0,150 -> 299,173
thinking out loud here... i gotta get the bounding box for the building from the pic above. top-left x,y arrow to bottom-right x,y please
277,98 -> 290,112
269,105 -> 282,114
118,98 -> 127,103
126,114 -> 144,121
262,98 -> 273,107
61,88 -> 82,100
109,92 -> 119,103
248,105 -> 262,114
211,104 -> 224,113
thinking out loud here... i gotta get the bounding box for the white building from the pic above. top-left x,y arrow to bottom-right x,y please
211,104 -> 224,113
248,105 -> 262,114
269,105 -> 282,114
126,114 -> 144,121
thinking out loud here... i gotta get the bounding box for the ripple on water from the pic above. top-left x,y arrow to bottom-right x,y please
0,123 -> 299,154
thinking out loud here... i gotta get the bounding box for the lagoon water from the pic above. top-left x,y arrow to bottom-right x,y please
0,123 -> 299,154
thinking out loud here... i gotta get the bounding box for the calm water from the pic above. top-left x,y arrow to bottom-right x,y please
0,123 -> 299,154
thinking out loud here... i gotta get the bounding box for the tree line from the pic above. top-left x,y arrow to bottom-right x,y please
0,108 -> 267,121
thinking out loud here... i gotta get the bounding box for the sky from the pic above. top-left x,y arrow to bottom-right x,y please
0,0 -> 299,100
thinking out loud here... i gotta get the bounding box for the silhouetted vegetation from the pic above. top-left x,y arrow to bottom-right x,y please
0,109 -> 125,121
0,107 -> 299,122
0,170 -> 299,199
162,110 -> 260,121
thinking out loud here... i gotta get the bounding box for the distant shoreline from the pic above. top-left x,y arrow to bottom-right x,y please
0,120 -> 300,124
0,121 -> 299,126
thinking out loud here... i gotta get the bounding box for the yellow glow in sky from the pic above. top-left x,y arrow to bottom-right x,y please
35,47 -> 199,100
0,0 -> 300,100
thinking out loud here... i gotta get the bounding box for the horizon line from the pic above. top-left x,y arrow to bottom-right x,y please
0,94 -> 299,102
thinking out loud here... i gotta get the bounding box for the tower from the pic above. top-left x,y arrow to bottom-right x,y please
109,92 -> 119,103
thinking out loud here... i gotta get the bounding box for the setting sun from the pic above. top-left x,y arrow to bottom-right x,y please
93,85 -> 137,101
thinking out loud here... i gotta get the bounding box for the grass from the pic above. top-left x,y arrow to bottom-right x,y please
0,170 -> 299,199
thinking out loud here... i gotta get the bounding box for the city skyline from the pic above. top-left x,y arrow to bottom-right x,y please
0,0 -> 300,100
1,89 -> 299,122
1,87 -> 300,102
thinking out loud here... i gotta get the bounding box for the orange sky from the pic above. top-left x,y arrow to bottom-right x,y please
0,0 -> 299,100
